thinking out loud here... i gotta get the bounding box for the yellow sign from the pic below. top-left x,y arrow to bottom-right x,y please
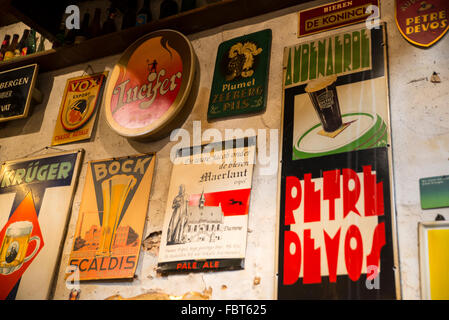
419,221 -> 449,300
52,72 -> 108,146
67,154 -> 155,281
427,228 -> 449,299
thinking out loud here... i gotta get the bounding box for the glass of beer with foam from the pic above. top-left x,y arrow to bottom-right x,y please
305,75 -> 343,132
0,221 -> 40,275
97,175 -> 136,256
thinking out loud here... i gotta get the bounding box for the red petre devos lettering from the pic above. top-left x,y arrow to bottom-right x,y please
283,166 -> 386,285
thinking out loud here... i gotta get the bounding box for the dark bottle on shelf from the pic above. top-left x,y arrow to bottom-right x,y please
121,0 -> 137,30
0,34 -> 11,61
37,35 -> 46,53
102,6 -> 118,35
17,29 -> 30,56
75,12 -> 90,44
53,11 -> 69,48
89,8 -> 102,38
25,30 -> 37,54
3,34 -> 19,61
159,0 -> 178,19
136,0 -> 152,25
181,0 -> 196,12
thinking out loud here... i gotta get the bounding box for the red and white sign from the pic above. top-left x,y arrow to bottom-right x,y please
104,30 -> 196,140
283,166 -> 385,285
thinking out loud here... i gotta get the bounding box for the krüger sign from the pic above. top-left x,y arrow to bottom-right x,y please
104,30 -> 196,140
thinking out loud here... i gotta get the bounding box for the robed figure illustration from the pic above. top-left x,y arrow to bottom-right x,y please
167,185 -> 187,245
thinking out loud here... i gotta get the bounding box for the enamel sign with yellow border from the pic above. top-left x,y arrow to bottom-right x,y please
52,72 -> 108,146
396,0 -> 449,48
104,30 -> 196,140
67,153 -> 155,281
298,0 -> 380,38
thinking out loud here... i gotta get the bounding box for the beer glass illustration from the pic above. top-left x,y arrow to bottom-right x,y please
0,221 -> 40,275
97,174 -> 137,256
305,75 -> 343,133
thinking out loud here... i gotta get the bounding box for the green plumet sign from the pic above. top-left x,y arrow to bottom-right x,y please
208,29 -> 272,120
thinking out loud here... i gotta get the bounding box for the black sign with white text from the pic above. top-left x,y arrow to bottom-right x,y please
0,64 -> 38,122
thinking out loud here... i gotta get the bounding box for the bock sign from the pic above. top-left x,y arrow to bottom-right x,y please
67,154 -> 155,281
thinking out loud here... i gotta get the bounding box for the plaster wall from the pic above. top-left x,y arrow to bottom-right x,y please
0,0 -> 447,300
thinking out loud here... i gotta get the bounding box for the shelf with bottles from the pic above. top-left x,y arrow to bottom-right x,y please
52,0 -> 226,48
0,29 -> 47,65
0,0 -> 304,73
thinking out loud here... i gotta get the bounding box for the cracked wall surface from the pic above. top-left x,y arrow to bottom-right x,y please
0,0 -> 448,300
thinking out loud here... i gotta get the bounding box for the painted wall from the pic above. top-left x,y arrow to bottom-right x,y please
0,0 -> 447,300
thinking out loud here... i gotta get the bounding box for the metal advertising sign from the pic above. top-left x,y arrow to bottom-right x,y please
0,64 -> 39,123
277,148 -> 399,299
158,138 -> 256,272
419,175 -> 449,209
283,23 -> 390,160
277,23 -> 400,299
396,0 -> 449,47
298,0 -> 380,38
207,29 -> 272,120
0,150 -> 84,299
104,30 -> 196,140
67,154 -> 155,280
51,72 -> 108,146
419,221 -> 449,300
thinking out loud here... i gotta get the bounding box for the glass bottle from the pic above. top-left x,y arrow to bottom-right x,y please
64,25 -> 76,46
181,0 -> 196,12
75,12 -> 90,44
159,0 -> 178,19
122,0 -> 137,30
89,8 -> 102,38
136,0 -> 152,25
25,30 -> 37,54
0,34 -> 11,61
37,36 -> 46,53
17,29 -> 30,56
3,34 -> 19,61
53,11 -> 70,48
102,6 -> 118,35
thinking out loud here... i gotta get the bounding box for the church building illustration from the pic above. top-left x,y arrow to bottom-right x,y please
167,186 -> 224,245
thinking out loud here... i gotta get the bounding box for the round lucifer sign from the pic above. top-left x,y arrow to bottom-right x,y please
104,29 -> 196,140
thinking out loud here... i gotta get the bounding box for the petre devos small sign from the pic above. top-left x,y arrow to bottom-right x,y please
396,0 -> 449,47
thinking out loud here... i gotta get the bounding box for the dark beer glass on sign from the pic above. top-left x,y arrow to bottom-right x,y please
305,75 -> 342,132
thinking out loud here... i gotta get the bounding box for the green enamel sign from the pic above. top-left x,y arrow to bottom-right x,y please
208,29 -> 272,120
420,175 -> 449,210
